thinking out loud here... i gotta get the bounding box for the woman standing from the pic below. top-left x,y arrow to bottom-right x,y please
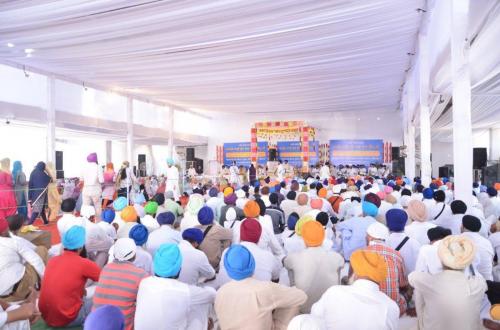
0,158 -> 17,220
12,160 -> 28,217
28,161 -> 51,224
102,162 -> 116,208
46,162 -> 61,222
115,161 -> 136,200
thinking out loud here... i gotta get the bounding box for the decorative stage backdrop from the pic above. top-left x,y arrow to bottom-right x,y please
329,139 -> 384,166
223,142 -> 268,166
277,141 -> 319,167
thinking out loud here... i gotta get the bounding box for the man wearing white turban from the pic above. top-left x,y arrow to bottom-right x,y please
409,235 -> 487,330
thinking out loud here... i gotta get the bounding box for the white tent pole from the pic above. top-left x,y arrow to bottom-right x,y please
419,33 -> 432,186
106,140 -> 112,164
46,76 -> 56,163
451,0 -> 473,205
168,108 -> 174,159
406,123 -> 416,180
126,97 -> 134,163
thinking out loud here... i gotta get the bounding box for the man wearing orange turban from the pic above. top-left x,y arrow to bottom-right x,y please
120,206 -> 138,222
243,200 -> 260,218
310,249 -> 399,329
284,221 -> 344,312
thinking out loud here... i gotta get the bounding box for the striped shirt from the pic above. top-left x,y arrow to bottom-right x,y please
93,261 -> 148,330
366,243 -> 408,315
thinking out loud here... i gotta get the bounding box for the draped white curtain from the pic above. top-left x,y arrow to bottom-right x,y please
0,0 -> 424,115
403,0 -> 500,142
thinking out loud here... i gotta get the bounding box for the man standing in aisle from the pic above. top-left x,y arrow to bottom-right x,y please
81,152 -> 104,218
165,158 -> 179,200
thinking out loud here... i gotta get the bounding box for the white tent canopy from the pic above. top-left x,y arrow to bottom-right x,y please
0,0 -> 423,115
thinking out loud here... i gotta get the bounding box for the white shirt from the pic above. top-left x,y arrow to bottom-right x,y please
489,232 -> 500,260
232,218 -> 285,259
462,231 -> 494,280
0,236 -> 45,295
429,202 -> 452,221
141,215 -> 160,233
405,221 -> 436,245
433,213 -> 463,235
97,221 -> 117,240
311,279 -> 399,330
0,304 -> 30,330
57,213 -> 86,237
319,165 -> 330,180
145,225 -> 182,256
81,162 -> 104,188
135,276 -> 216,330
281,199 -> 298,220
178,240 -> 215,285
206,197 -> 224,220
386,232 -> 421,275
235,197 -> 249,210
415,241 -> 444,275
108,245 -> 153,275
423,199 -> 436,220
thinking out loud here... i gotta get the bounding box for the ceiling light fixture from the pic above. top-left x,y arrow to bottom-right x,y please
6,43 -> 14,48
24,48 -> 34,54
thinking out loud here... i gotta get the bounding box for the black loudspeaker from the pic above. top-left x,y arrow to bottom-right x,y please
186,148 -> 195,161
438,165 -> 454,178
392,147 -> 400,159
194,158 -> 203,174
473,148 -> 487,169
55,151 -> 64,179
392,159 -> 405,177
138,154 -> 146,177
269,148 -> 277,161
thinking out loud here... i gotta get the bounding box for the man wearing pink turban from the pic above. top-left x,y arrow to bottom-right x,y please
404,200 -> 436,245
81,152 -> 104,219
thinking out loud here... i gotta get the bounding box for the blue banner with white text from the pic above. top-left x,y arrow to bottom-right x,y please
329,139 -> 383,166
223,142 -> 268,166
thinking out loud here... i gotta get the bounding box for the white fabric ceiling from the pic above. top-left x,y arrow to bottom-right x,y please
0,0 -> 424,115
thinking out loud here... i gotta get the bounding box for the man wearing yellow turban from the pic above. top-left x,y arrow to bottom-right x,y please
409,235 -> 487,330
310,249 -> 399,329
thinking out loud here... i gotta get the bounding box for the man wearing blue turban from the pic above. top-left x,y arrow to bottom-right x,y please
215,244 -> 307,329
385,209 -> 421,275
178,228 -> 215,285
135,243 -> 216,329
145,212 -> 182,256
335,200 -> 378,261
39,226 -> 101,327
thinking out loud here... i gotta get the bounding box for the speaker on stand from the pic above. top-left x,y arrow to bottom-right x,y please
55,151 -> 64,179
137,154 -> 146,177
186,148 -> 195,161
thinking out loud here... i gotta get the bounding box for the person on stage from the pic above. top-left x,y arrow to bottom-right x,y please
319,162 -> 331,181
277,160 -> 286,182
229,161 -> 239,186
165,159 -> 180,200
249,164 -> 257,186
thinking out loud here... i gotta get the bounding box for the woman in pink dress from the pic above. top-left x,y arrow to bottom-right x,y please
0,158 -> 17,220
101,162 -> 116,208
